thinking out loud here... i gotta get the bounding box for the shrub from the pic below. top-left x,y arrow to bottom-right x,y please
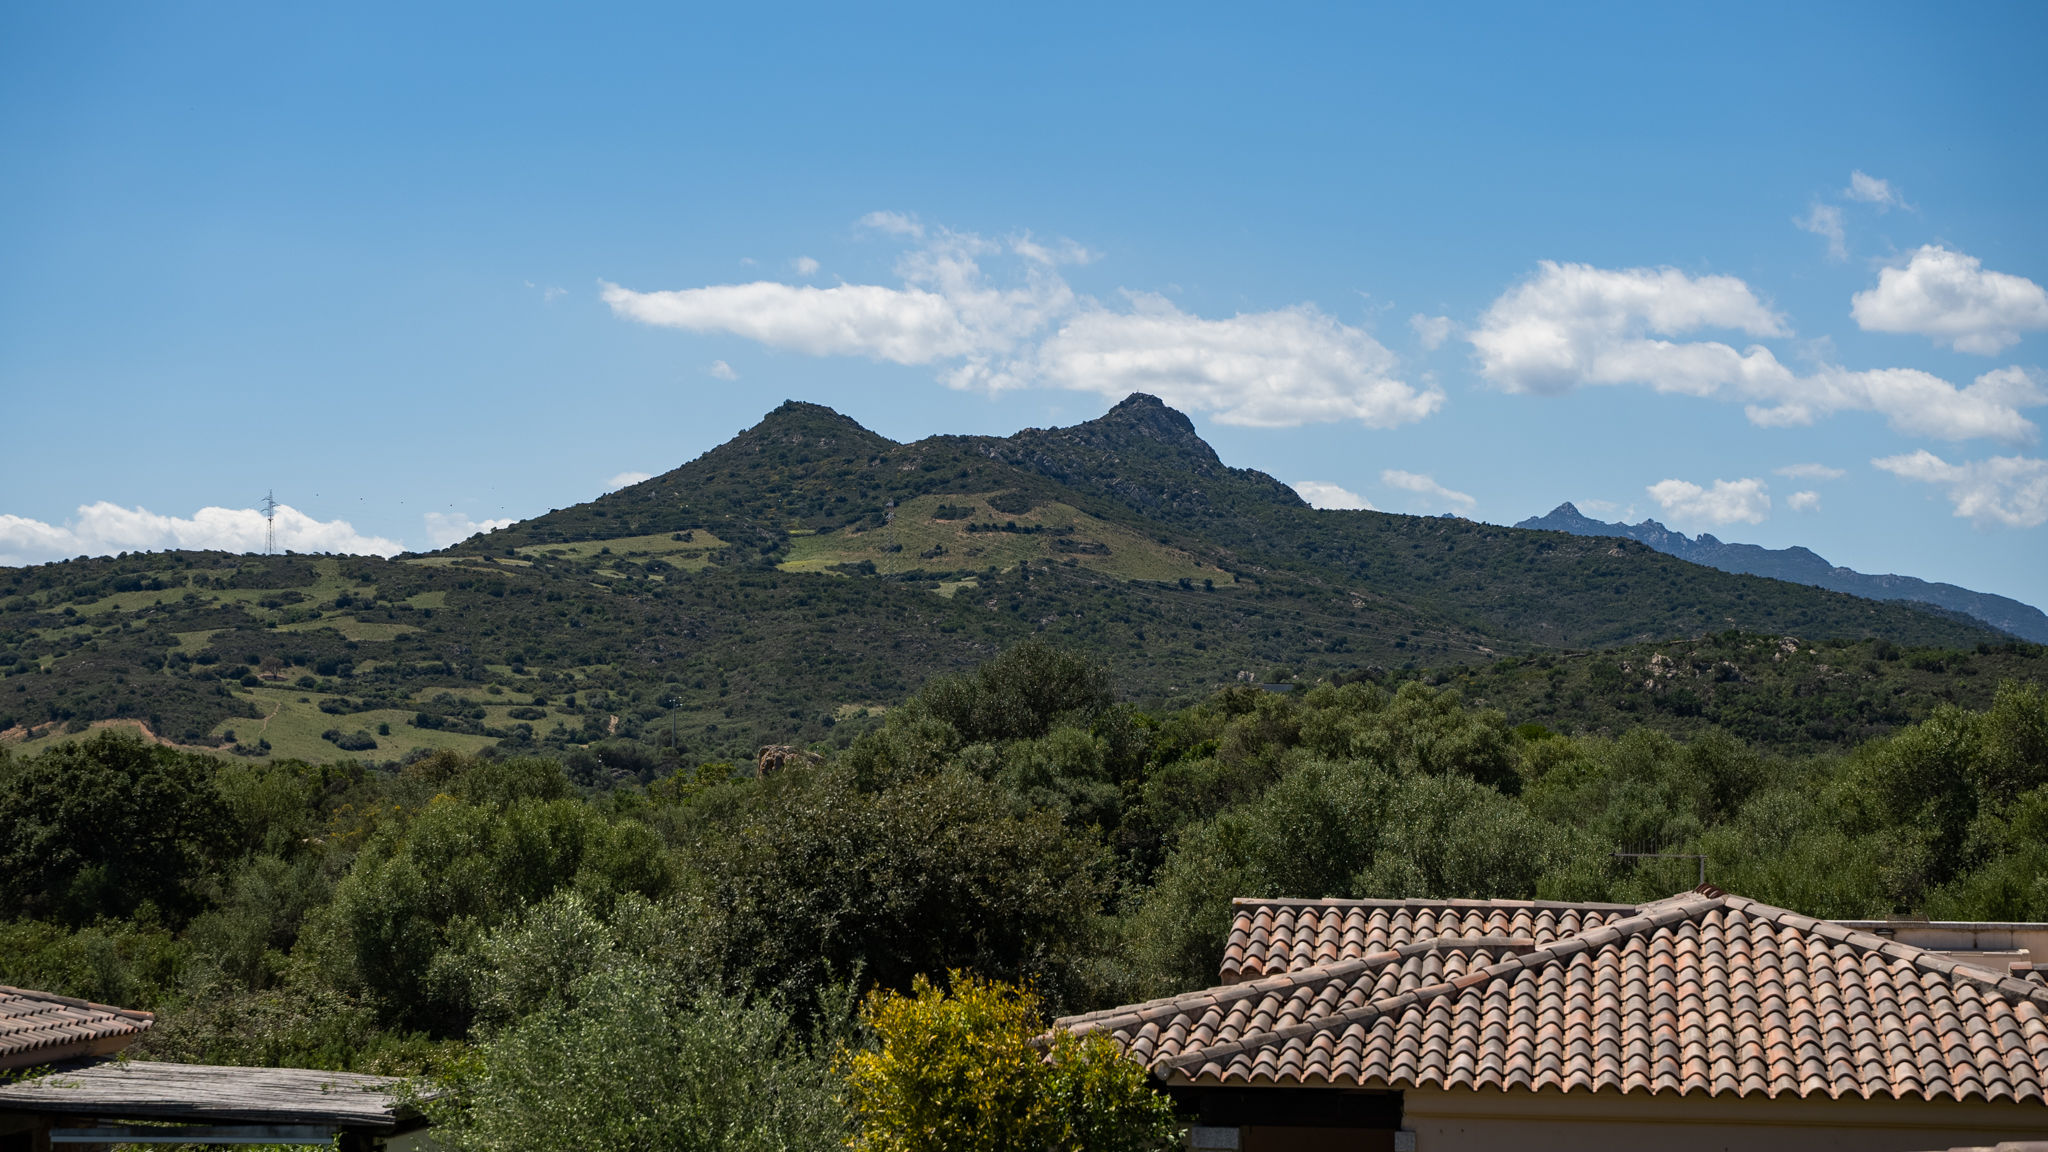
321,729 -> 379,752
428,897 -> 843,1152
844,972 -> 1174,1152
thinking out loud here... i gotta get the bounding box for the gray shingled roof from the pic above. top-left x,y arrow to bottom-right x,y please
0,1060 -> 418,1130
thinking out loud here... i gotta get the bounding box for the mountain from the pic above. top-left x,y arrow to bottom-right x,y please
1516,502 -> 2048,644
1,396 -> 2030,769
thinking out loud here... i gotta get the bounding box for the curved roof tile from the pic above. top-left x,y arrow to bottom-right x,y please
1058,892 -> 2048,1106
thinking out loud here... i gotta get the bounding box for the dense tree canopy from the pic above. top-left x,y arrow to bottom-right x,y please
2,644 -> 2045,1149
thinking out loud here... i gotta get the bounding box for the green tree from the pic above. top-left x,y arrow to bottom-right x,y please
0,731 -> 231,924
429,890 -> 844,1152
312,792 -> 671,1035
683,766 -> 1110,1008
916,641 -> 1114,744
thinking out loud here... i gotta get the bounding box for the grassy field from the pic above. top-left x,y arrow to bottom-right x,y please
274,616 -> 419,642
777,493 -> 1235,586
201,683 -> 506,761
513,530 -> 734,571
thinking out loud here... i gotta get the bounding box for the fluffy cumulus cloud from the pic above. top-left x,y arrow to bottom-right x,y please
1380,469 -> 1475,512
1786,490 -> 1822,512
1292,480 -> 1375,511
707,360 -> 738,381
422,512 -> 517,550
0,502 -> 403,567
606,471 -> 654,491
1033,296 -> 1437,427
1647,477 -> 1772,527
1469,261 -> 2043,442
1851,246 -> 2048,355
1873,450 -> 2048,529
1471,261 -> 1790,397
791,256 -> 819,276
603,216 -> 1440,429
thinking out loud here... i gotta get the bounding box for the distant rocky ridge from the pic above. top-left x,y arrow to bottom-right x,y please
1516,503 -> 2048,644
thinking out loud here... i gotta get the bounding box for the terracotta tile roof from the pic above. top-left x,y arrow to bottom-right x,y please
1219,895 -> 1640,982
1060,890 -> 2048,1105
0,985 -> 154,1071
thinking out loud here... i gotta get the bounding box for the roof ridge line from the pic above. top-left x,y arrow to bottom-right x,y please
1227,896 -> 1641,911
0,984 -> 155,1024
1055,934 -> 1538,1038
1153,895 -> 1726,1081
1721,895 -> 2048,1010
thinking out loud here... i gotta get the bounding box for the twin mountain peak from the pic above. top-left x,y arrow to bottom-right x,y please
451,394 -> 2038,646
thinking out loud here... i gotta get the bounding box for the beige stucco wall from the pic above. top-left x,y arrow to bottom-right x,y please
1400,1086 -> 2048,1152
1835,920 -> 2048,970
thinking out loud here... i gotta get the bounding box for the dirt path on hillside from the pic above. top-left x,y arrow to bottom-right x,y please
0,716 -> 227,755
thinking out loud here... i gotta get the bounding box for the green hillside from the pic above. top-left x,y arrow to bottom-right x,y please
0,395 -> 2021,769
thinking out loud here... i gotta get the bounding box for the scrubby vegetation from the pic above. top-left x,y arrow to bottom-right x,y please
3,639 -> 2045,1148
3,397 -> 2023,770
4,399 -> 2045,1147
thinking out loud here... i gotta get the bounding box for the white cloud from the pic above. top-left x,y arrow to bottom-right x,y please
1873,450 -> 2048,528
1796,173 -> 1906,260
1409,313 -> 1453,350
1647,477 -> 1771,526
858,211 -> 924,238
791,256 -> 820,276
1032,296 -> 1440,428
0,502 -> 403,567
605,217 -> 1440,430
707,360 -> 738,381
1470,260 -> 2043,442
1796,203 -> 1847,261
1851,246 -> 2048,355
1786,490 -> 1822,512
1471,261 -> 1789,397
606,471 -> 654,491
1774,462 -> 1845,480
422,512 -> 517,550
1010,234 -> 1095,266
1292,481 -> 1375,511
601,279 -> 988,365
1743,365 -> 2041,442
1380,469 -> 1475,512
1845,170 -> 1907,209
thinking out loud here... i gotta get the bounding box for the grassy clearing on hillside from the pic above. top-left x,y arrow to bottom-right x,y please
778,493 -> 1234,587
514,530 -> 733,569
200,686 -> 500,761
172,628 -> 221,654
274,616 -> 419,642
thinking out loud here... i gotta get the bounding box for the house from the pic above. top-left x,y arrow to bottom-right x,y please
1057,888 -> 2048,1152
0,985 -> 154,1073
0,985 -> 430,1151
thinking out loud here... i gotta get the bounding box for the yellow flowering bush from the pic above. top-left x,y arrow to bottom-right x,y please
844,973 -> 1176,1152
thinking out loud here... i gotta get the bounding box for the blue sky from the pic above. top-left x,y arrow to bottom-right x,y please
4,3 -> 2046,609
